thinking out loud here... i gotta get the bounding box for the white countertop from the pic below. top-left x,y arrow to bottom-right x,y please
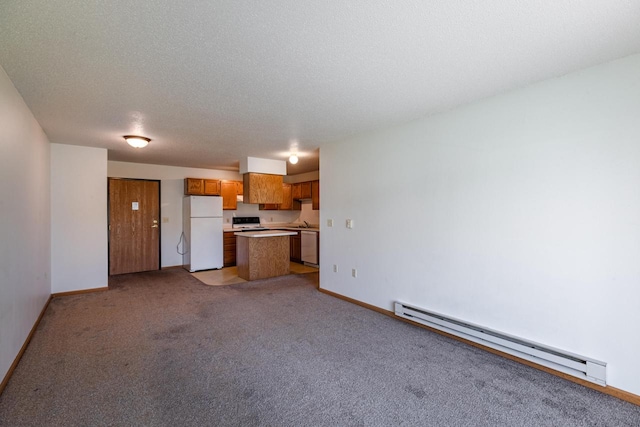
225,225 -> 320,233
234,230 -> 298,238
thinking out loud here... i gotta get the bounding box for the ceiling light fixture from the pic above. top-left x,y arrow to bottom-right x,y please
123,135 -> 151,148
289,154 -> 299,164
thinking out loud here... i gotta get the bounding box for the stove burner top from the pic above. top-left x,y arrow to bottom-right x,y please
232,216 -> 263,229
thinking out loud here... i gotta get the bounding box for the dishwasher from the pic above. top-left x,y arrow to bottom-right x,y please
301,231 -> 318,266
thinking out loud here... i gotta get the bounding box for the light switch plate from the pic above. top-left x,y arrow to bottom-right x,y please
327,219 -> 333,227
346,219 -> 354,229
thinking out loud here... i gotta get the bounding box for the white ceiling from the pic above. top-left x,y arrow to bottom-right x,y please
2,1 -> 640,174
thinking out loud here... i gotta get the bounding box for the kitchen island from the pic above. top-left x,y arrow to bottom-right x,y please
235,230 -> 297,281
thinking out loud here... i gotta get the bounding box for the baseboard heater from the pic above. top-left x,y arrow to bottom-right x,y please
394,302 -> 606,386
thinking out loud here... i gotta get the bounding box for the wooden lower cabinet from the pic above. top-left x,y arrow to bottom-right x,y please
223,231 -> 237,267
290,231 -> 301,262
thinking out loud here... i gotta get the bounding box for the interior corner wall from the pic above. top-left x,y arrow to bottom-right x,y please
0,65 -> 51,383
51,144 -> 108,293
319,54 -> 640,395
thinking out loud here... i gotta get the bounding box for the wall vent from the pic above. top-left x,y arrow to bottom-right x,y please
394,302 -> 606,386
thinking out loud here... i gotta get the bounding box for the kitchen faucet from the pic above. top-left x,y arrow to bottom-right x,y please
303,221 -> 310,228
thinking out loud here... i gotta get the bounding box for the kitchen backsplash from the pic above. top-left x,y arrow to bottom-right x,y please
222,200 -> 319,226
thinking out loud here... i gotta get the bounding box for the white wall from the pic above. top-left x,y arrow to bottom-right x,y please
0,66 -> 51,383
107,162 -> 307,267
319,54 -> 640,395
51,144 -> 108,293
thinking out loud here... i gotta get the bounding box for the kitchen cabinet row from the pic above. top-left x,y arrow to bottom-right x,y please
184,178 -> 243,210
224,229 -> 316,267
185,177 -> 319,211
259,180 -> 319,211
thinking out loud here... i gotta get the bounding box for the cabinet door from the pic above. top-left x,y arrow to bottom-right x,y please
290,232 -> 301,262
185,178 -> 204,195
312,180 -> 320,210
221,181 -> 237,210
235,181 -> 243,195
204,179 -> 221,195
223,231 -> 236,267
300,181 -> 312,199
279,183 -> 292,210
243,173 -> 284,204
292,183 -> 301,200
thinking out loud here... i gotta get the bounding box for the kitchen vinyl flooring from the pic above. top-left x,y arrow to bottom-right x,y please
191,262 -> 318,286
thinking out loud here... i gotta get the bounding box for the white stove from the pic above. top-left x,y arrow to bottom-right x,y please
232,216 -> 269,232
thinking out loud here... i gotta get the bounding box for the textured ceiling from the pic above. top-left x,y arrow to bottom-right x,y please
1,1 -> 640,174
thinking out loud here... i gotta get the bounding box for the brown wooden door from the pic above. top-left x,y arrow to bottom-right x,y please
109,178 -> 160,275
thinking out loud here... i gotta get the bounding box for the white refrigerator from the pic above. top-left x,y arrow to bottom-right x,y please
182,196 -> 224,272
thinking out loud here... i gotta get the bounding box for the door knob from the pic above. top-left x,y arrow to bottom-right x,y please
151,224 -> 159,228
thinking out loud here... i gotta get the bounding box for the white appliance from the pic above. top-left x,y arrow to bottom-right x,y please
182,196 -> 223,272
301,231 -> 318,266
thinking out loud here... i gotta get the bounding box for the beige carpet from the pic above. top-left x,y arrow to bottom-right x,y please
192,262 -> 318,286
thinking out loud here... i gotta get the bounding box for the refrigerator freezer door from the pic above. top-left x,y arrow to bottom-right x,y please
190,195 -> 223,217
188,217 -> 223,272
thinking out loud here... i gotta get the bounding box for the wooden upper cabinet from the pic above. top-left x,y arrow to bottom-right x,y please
292,183 -> 301,200
260,183 -> 301,211
280,183 -> 293,210
204,179 -> 221,195
259,203 -> 279,211
312,180 -> 319,210
185,178 -> 204,195
243,173 -> 284,204
221,180 -> 238,210
300,181 -> 312,199
184,178 -> 221,195
236,181 -> 243,195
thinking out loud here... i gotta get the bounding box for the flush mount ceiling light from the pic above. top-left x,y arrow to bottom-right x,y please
289,154 -> 299,164
123,135 -> 151,148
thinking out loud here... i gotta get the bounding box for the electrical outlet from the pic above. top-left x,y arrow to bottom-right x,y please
333,264 -> 338,273
327,219 -> 333,227
225,218 -> 230,223
346,219 -> 354,229
352,268 -> 357,278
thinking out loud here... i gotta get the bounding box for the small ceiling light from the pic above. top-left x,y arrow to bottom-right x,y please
289,154 -> 299,164
123,135 -> 151,148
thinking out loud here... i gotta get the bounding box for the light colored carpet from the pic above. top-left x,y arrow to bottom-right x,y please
192,262 -> 318,286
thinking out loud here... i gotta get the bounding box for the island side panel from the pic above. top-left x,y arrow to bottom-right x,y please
236,235 -> 250,280
236,235 -> 291,281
